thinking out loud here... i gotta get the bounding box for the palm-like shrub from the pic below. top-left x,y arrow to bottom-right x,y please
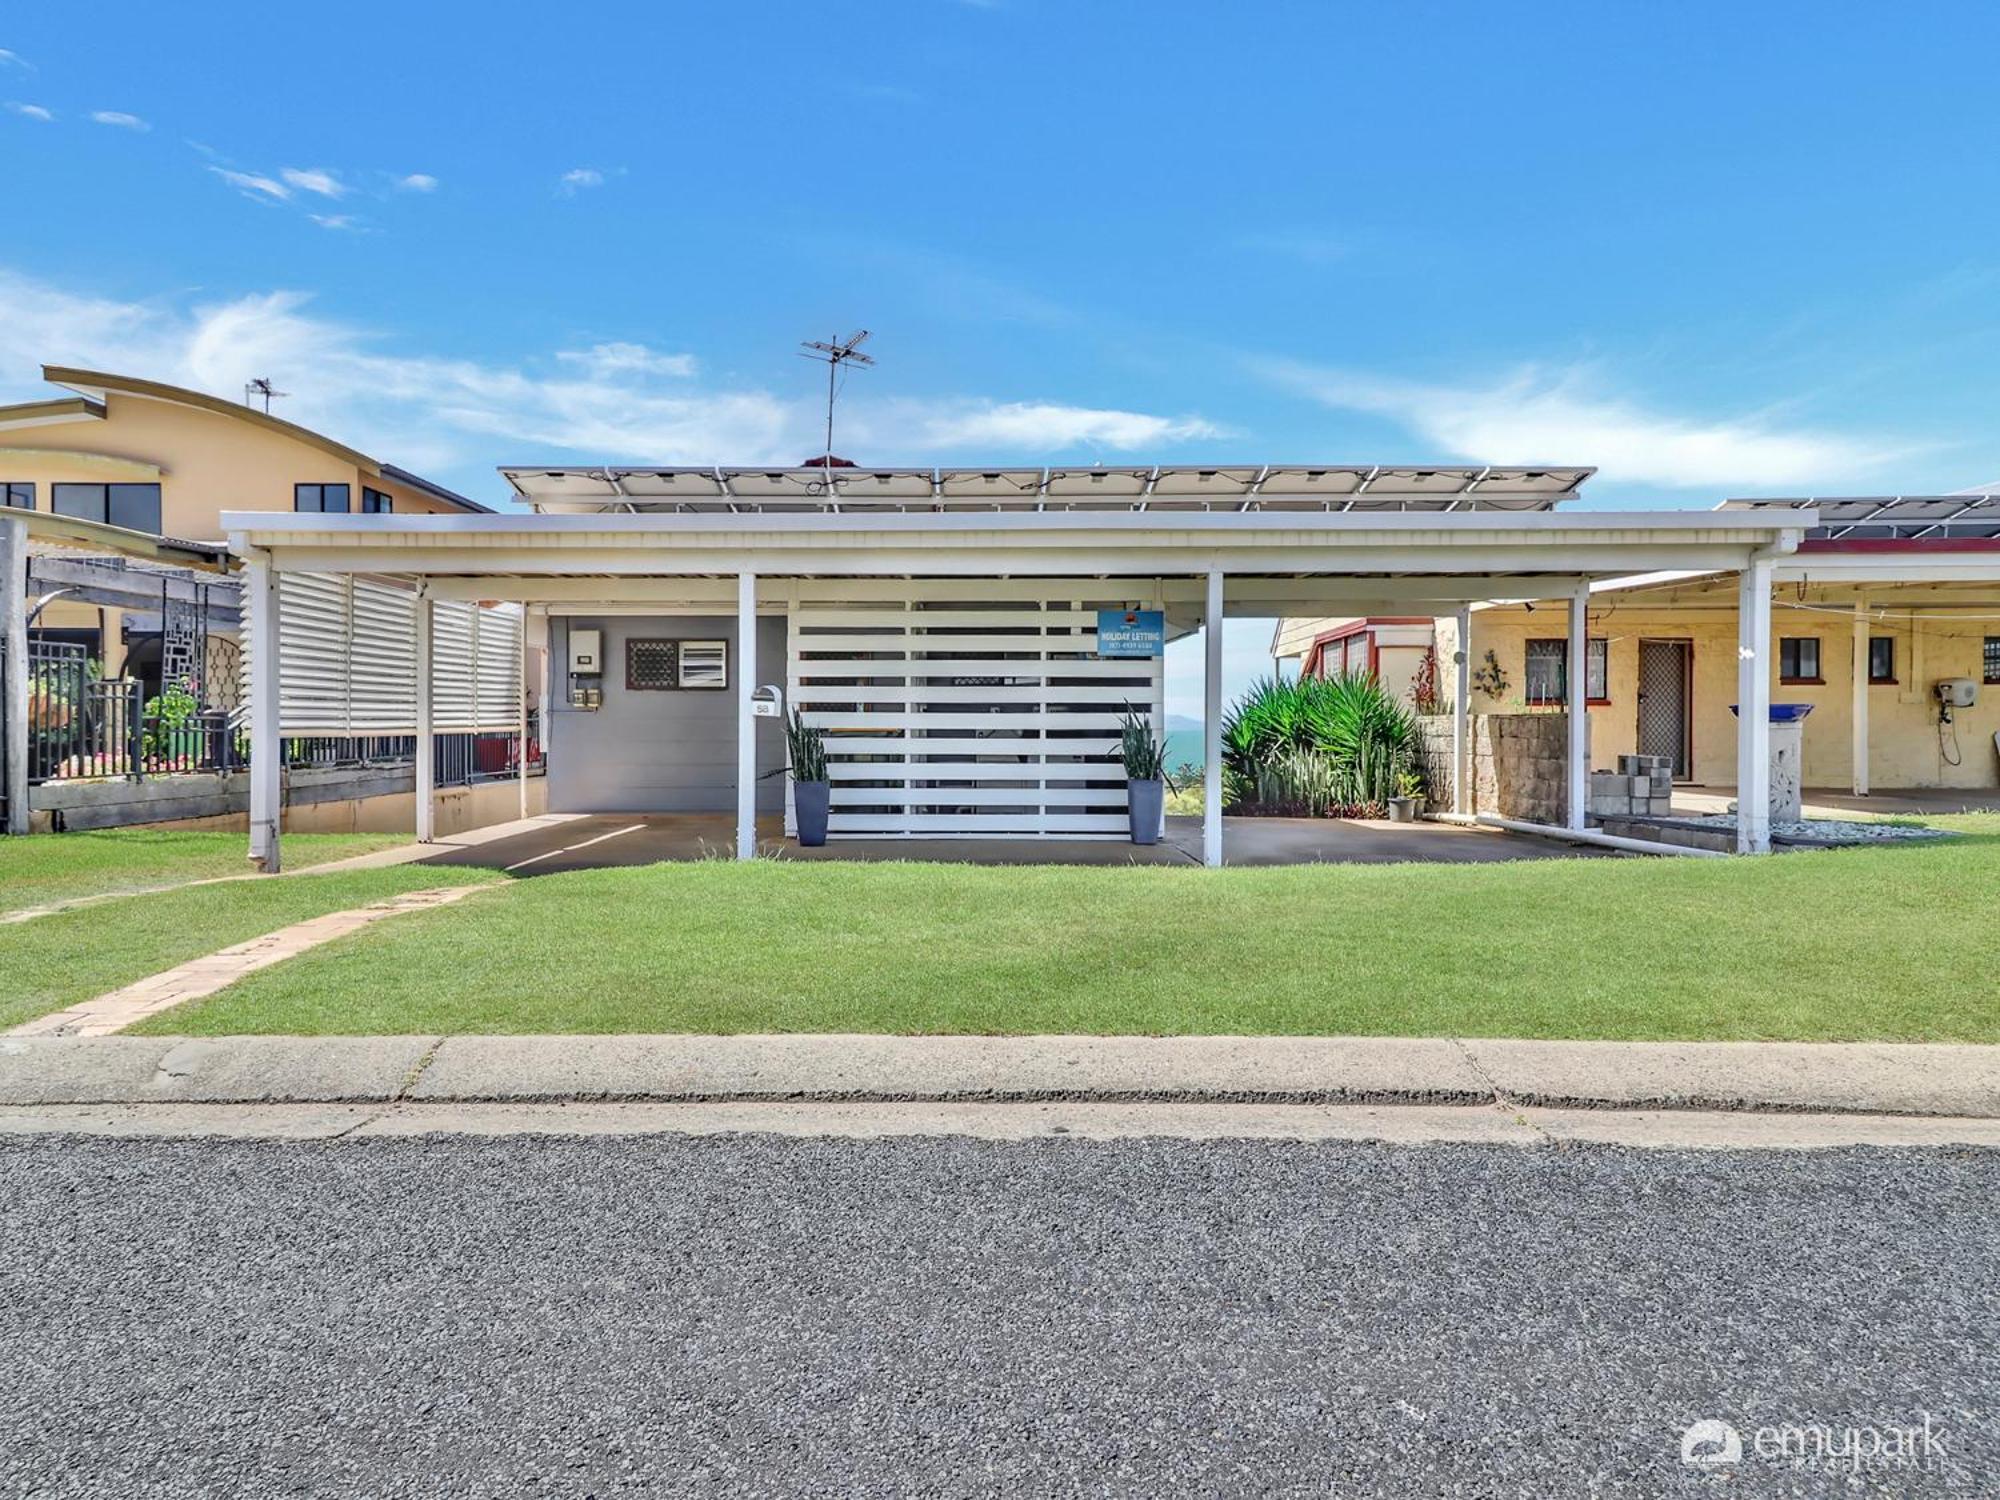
1222,671 -> 1420,815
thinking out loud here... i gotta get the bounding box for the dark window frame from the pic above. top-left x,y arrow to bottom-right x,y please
294,483 -> 352,514
50,481 -> 162,533
361,486 -> 393,514
1525,636 -> 1610,706
1779,636 -> 1823,684
1868,636 -> 1897,685
1985,637 -> 2000,686
1,482 -> 32,510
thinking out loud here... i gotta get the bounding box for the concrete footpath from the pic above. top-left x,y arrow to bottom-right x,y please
2,1032 -> 1997,1117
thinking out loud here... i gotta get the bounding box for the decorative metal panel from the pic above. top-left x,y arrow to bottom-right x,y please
626,639 -> 679,690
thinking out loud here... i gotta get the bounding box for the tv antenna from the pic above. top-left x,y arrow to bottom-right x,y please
244,377 -> 289,414
797,330 -> 873,459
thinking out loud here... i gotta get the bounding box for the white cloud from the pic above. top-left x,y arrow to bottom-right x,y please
1261,359 -> 1903,489
280,166 -> 345,198
90,110 -> 149,131
557,341 -> 697,379
208,166 -> 291,202
0,49 -> 29,70
0,266 -> 1220,479
308,214 -> 362,232
557,167 -> 606,195
6,101 -> 51,121
395,172 -> 438,193
897,400 -> 1221,451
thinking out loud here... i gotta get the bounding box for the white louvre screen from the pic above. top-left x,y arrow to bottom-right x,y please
788,581 -> 1166,839
265,574 -> 520,735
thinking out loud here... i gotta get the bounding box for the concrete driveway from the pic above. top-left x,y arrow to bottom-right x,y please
407,813 -> 1595,874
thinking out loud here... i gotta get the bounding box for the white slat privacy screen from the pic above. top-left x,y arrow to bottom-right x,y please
788,581 -> 1166,838
264,573 -> 522,735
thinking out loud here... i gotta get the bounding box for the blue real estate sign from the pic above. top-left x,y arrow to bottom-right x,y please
1096,608 -> 1164,658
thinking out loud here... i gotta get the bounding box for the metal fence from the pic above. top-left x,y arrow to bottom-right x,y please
22,638 -> 540,789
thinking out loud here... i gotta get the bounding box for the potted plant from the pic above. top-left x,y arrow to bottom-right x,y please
1386,768 -> 1426,823
1118,707 -> 1170,845
783,708 -> 831,847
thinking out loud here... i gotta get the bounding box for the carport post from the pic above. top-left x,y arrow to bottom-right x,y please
2,513 -> 29,836
1736,558 -> 1773,853
1202,569 -> 1224,867
1851,598 -> 1869,796
737,571 -> 756,860
1452,605 -> 1471,817
245,553 -> 282,872
517,606 -> 532,820
415,593 -> 435,844
1566,584 -> 1589,830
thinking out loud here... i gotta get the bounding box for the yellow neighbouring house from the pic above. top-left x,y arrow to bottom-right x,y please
1275,495 -> 2000,798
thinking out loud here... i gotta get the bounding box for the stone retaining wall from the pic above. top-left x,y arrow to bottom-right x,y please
1414,712 -> 1570,826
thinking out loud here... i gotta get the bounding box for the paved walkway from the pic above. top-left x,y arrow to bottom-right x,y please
3,1032 -> 1995,1117
407,812 -> 1595,873
5,886 -> 489,1038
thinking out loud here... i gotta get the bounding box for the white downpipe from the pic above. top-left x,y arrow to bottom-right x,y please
1202,569 -> 1224,868
737,571 -> 757,860
1432,811 -> 1728,859
1566,585 -> 1589,831
1736,559 -> 1773,854
414,594 -> 435,844
245,553 -> 282,871
517,606 -> 532,821
1452,605 -> 1471,817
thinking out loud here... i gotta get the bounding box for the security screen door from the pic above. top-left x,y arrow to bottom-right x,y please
1636,639 -> 1692,779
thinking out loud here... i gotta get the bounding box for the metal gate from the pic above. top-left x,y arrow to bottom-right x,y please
1636,639 -> 1692,779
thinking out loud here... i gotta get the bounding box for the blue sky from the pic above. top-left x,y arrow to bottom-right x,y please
5,1 -> 2000,708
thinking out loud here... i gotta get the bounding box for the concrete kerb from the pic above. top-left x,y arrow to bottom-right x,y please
1,1033 -> 1997,1118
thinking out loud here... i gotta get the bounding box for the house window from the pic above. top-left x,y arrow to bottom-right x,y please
678,640 -> 728,689
1868,636 -> 1896,684
1778,637 -> 1822,683
1,482 -> 31,509
51,482 -> 162,532
295,483 -> 351,513
1525,638 -> 1609,704
361,486 -> 393,514
1986,637 -> 2000,685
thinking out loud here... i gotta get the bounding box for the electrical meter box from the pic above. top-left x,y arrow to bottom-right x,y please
568,628 -> 603,676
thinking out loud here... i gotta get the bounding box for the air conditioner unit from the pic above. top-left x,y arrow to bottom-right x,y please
1936,678 -> 1978,709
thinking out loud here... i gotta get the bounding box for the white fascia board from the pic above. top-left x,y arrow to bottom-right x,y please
222,507 -> 1810,540
1773,555 -> 2000,583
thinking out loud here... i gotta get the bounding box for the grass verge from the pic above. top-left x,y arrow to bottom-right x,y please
136,825 -> 2000,1042
0,828 -> 411,915
0,865 -> 501,1031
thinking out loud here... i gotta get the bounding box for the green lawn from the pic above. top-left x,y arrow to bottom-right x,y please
136,824 -> 2000,1042
0,828 -> 411,915
0,864 -> 502,1031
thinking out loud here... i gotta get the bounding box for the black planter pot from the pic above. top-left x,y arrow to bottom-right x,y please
1127,778 -> 1164,845
794,780 -> 830,846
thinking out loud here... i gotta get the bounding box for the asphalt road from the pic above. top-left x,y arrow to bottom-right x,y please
0,1135 -> 1990,1497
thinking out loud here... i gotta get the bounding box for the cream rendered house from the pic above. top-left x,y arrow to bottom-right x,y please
1276,496 -> 2000,795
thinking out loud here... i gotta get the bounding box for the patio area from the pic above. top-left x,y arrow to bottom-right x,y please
406,812 -> 1601,875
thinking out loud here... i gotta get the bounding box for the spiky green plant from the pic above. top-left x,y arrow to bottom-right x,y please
1220,671 -> 1421,815
783,708 -> 828,783
1117,705 -> 1170,780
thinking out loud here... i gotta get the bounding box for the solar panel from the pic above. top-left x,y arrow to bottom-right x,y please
1721,495 -> 2000,540
502,464 -> 1595,513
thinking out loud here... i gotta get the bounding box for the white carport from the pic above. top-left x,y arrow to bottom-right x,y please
222,465 -> 1811,870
